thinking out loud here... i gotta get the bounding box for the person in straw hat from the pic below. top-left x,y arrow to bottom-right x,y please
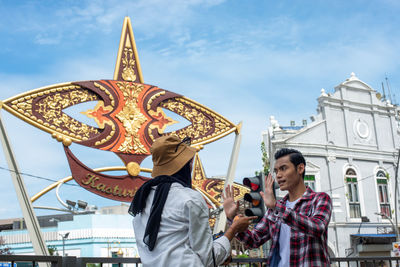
129,135 -> 255,267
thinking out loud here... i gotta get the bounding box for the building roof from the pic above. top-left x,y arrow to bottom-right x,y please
351,234 -> 396,244
280,126 -> 304,131
352,234 -> 396,238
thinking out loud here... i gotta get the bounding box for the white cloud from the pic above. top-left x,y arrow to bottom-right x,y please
0,0 -> 227,48
1,0 -> 400,219
34,33 -> 62,45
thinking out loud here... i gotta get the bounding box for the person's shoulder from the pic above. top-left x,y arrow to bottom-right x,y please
170,184 -> 203,202
306,187 -> 330,198
306,188 -> 332,202
312,191 -> 332,204
179,188 -> 208,211
315,191 -> 331,198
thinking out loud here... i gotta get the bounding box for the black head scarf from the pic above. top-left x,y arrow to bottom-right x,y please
128,160 -> 192,251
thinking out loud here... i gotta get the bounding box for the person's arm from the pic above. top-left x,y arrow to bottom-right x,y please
270,193 -> 332,237
222,185 -> 271,248
231,212 -> 272,248
224,215 -> 258,241
186,199 -> 230,266
261,173 -> 332,238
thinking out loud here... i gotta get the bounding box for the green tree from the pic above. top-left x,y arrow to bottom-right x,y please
47,245 -> 58,256
255,141 -> 269,176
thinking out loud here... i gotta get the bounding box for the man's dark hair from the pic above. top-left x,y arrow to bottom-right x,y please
274,148 -> 306,178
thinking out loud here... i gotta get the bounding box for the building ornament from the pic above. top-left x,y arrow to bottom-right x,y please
269,115 -> 280,131
1,17 -> 239,207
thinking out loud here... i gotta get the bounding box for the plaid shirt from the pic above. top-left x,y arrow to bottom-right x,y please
236,187 -> 332,266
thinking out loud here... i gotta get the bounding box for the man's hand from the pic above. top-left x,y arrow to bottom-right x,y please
231,215 -> 257,233
222,185 -> 239,220
224,215 -> 257,241
260,173 -> 276,209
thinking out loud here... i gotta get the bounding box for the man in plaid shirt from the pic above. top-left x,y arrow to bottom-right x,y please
223,148 -> 332,266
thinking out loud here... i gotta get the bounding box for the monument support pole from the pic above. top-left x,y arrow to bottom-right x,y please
213,122 -> 242,234
0,110 -> 49,260
394,148 -> 400,241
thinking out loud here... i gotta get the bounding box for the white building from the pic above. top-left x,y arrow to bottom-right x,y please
263,73 -> 400,257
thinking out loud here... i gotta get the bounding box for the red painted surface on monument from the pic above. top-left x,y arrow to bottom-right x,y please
64,145 -> 150,202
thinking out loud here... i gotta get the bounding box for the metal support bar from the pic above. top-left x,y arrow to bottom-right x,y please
63,256 -> 78,267
395,148 -> 400,241
0,111 -> 49,263
213,123 -> 242,233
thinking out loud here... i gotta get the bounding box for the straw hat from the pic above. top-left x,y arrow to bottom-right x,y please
151,135 -> 196,177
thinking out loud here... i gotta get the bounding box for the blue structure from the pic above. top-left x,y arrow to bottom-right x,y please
0,212 -> 138,258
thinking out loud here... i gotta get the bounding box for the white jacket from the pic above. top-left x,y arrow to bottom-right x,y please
133,183 -> 230,267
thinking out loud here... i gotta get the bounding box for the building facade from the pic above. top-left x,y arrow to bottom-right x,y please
263,73 -> 400,257
0,204 -> 138,261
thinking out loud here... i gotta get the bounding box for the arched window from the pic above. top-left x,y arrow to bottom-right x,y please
346,168 -> 361,218
376,170 -> 391,218
304,174 -> 315,190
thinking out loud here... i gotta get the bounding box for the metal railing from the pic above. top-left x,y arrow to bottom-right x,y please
331,256 -> 400,267
0,255 -> 63,267
0,255 -> 400,266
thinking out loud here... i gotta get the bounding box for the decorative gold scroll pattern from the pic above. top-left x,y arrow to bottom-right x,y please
147,125 -> 157,142
115,82 -> 148,154
82,101 -> 113,129
160,97 -> 233,143
94,82 -> 115,107
10,85 -> 79,119
148,107 -> 177,133
121,47 -> 136,81
204,180 -> 249,203
94,123 -> 116,146
36,90 -> 100,140
160,99 -> 212,140
13,99 -> 33,117
81,101 -> 117,147
191,157 -> 216,228
8,85 -> 100,141
146,91 -> 165,110
192,161 -> 206,189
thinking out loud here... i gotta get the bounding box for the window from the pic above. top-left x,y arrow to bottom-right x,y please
304,175 -> 315,190
345,168 -> 361,218
376,170 -> 391,218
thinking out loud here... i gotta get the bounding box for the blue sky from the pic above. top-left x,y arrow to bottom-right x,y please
0,0 -> 400,219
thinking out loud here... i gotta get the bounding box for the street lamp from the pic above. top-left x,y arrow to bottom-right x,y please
59,232 -> 70,256
375,212 -> 399,241
66,199 -> 88,211
66,200 -> 76,210
77,200 -> 88,210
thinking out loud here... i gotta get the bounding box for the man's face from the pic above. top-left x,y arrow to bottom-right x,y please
273,155 -> 304,191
